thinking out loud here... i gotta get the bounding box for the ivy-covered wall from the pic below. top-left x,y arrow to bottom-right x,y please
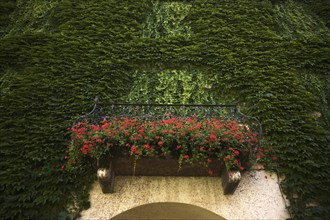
1,0 -> 329,219
0,0 -> 16,36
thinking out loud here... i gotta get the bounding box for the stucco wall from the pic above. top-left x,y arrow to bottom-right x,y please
80,171 -> 289,219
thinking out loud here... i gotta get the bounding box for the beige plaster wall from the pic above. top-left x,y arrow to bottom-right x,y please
80,171 -> 289,220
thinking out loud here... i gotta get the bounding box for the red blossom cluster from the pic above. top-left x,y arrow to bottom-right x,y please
67,117 -> 263,172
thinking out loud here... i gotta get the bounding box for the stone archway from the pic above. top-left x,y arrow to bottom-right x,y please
79,174 -> 289,219
112,202 -> 226,220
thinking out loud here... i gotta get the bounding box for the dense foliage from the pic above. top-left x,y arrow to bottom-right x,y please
1,0 -> 329,219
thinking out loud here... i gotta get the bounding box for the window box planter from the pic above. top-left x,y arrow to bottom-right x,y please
96,155 -> 240,195
67,100 -> 266,195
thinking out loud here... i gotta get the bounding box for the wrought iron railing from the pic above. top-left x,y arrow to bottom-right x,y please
74,96 -> 262,138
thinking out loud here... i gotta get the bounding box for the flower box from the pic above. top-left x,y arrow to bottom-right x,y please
112,157 -> 222,176
67,114 -> 272,195
96,155 -> 240,195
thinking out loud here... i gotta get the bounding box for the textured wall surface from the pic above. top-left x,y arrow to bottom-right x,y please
80,171 -> 289,220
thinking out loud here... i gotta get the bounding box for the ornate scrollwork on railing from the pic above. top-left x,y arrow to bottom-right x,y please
75,96 -> 262,139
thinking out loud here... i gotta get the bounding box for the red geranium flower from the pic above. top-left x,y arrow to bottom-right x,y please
101,124 -> 109,129
224,155 -> 231,161
209,135 -> 217,142
234,133 -> 242,139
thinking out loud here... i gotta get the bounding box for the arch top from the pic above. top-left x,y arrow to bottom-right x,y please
112,202 -> 226,220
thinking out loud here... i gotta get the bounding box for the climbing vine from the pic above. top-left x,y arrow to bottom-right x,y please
142,0 -> 192,38
0,0 -> 329,219
126,69 -> 218,104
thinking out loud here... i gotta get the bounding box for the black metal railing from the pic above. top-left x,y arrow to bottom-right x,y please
74,97 -> 262,138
